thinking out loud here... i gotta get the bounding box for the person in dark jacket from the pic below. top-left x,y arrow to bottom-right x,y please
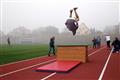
48,37 -> 55,56
112,37 -> 120,53
92,37 -> 97,48
7,37 -> 11,46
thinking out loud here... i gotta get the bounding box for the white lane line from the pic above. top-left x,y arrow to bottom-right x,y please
88,48 -> 92,51
41,72 -> 56,80
98,47 -> 113,80
40,47 -> 106,80
88,47 -> 105,56
0,59 -> 56,77
0,55 -> 47,67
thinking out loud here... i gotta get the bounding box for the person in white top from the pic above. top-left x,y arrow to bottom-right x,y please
105,35 -> 111,48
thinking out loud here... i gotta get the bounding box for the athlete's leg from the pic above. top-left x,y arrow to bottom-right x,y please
69,9 -> 73,18
73,7 -> 79,21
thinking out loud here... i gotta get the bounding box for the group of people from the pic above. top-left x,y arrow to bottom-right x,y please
105,35 -> 120,53
92,36 -> 101,48
92,35 -> 120,54
48,35 -> 120,56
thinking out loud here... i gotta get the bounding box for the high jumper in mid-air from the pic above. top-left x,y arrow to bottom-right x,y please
65,7 -> 80,35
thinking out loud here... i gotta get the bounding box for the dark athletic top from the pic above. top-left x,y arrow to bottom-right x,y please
65,19 -> 78,31
112,39 -> 120,48
49,38 -> 55,47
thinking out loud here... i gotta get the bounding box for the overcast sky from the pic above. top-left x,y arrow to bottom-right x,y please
0,0 -> 119,33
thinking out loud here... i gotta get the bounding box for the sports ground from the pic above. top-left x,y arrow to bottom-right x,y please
0,45 -> 119,80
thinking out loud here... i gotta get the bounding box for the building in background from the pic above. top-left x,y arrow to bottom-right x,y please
76,23 -> 91,35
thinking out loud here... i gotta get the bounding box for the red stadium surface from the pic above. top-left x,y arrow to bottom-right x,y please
0,46 -> 119,80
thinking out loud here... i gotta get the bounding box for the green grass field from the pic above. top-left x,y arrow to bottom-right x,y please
0,44 -> 49,65
0,43 -> 91,65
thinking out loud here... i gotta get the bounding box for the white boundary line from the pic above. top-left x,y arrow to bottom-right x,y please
98,47 -> 113,80
40,47 -> 106,80
0,55 -> 47,67
88,47 -> 105,56
0,59 -> 56,77
88,48 -> 92,51
41,72 -> 57,80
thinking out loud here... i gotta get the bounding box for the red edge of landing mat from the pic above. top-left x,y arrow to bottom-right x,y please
36,61 -> 81,72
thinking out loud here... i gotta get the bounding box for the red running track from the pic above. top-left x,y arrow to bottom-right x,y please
0,56 -> 56,75
0,47 -> 119,80
102,53 -> 120,80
